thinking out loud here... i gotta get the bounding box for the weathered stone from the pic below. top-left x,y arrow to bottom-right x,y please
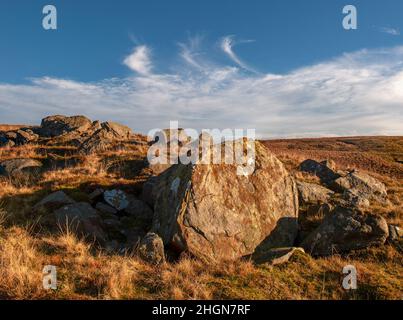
138,232 -> 165,264
306,203 -> 332,217
151,141 -> 299,260
333,171 -> 388,205
40,115 -> 93,137
0,134 -> 15,148
96,202 -> 118,215
88,188 -> 104,201
34,191 -> 75,211
54,202 -> 106,244
252,247 -> 305,265
345,193 -> 370,208
0,158 -> 42,176
101,121 -> 132,139
387,225 -> 402,242
15,129 -> 39,144
79,134 -> 112,154
104,189 -> 129,211
141,176 -> 161,207
5,131 -> 18,140
296,181 -> 334,205
301,207 -> 389,256
321,159 -> 336,171
124,196 -> 153,221
299,159 -> 340,184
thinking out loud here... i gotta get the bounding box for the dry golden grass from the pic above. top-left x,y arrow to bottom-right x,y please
0,136 -> 402,300
0,124 -> 28,131
0,222 -> 401,300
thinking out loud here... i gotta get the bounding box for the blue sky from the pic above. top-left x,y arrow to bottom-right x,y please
0,0 -> 402,137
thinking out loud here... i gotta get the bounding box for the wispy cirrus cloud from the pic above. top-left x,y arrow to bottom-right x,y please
379,27 -> 400,36
220,35 -> 257,73
123,45 -> 153,75
0,40 -> 403,138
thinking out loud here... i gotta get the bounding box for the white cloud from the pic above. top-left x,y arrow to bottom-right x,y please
123,45 -> 152,74
379,27 -> 400,36
0,45 -> 403,138
220,35 -> 256,73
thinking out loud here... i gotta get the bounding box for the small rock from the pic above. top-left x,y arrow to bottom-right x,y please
138,232 -> 165,265
299,159 -> 340,185
296,181 -> 334,205
104,189 -> 129,211
54,202 -> 106,244
34,191 -> 75,211
320,159 -> 336,171
124,197 -> 154,221
252,247 -> 305,265
0,135 -> 15,148
387,225 -> 402,242
96,202 -> 118,215
16,129 -> 38,145
0,158 -> 42,176
89,188 -> 104,201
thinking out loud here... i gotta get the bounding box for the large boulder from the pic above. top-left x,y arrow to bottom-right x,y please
296,181 -> 334,205
151,141 -> 299,261
332,170 -> 388,205
0,158 -> 42,177
54,202 -> 106,244
101,121 -> 132,139
301,207 -> 389,256
0,128 -> 38,147
40,115 -> 92,137
299,159 -> 339,184
78,121 -> 132,154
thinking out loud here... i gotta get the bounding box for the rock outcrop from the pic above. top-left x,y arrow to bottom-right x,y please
0,128 -> 39,147
151,141 -> 299,261
40,115 -> 93,137
332,170 -> 388,205
301,207 -> 389,256
0,158 -> 42,177
0,115 -> 137,155
296,181 -> 334,205
299,159 -> 340,184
